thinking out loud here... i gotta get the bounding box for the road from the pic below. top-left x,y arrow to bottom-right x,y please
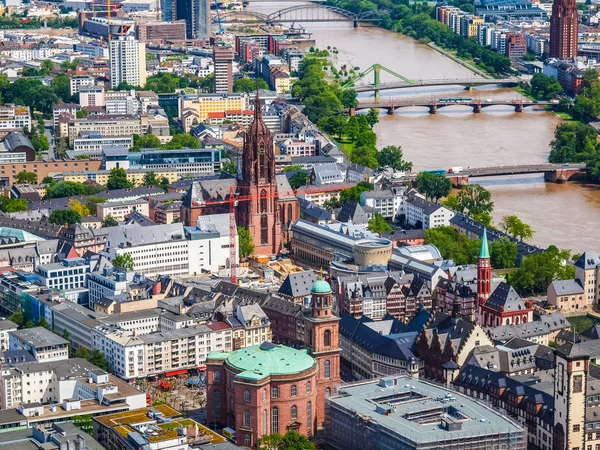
43,119 -> 55,161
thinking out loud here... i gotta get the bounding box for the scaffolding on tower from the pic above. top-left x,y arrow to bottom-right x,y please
195,185 -> 279,284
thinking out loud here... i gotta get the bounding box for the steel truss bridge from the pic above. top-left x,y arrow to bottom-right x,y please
213,5 -> 389,27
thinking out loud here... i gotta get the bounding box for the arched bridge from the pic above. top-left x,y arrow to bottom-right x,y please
214,5 -> 389,27
352,98 -> 554,115
445,164 -> 588,186
353,77 -> 521,94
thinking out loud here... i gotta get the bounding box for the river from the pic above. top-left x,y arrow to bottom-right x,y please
245,3 -> 600,253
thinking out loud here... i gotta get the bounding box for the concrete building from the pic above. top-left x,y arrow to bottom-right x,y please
9,327 -> 69,362
96,199 -> 149,222
137,21 -> 187,42
71,133 -> 133,159
212,45 -> 234,94
405,192 -> 454,229
0,320 -> 17,352
109,36 -> 147,89
67,115 -> 141,145
0,104 -> 31,131
79,85 -> 106,109
179,92 -> 249,132
326,375 -> 526,450
36,257 -> 91,296
69,74 -> 96,96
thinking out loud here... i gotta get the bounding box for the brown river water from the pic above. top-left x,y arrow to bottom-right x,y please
246,3 -> 600,252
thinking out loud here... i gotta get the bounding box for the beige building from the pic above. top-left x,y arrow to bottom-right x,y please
95,296 -> 158,315
96,199 -> 149,222
63,169 -> 179,186
230,304 -> 272,349
547,279 -> 586,313
574,251 -> 600,307
270,68 -> 291,94
178,92 -> 250,132
68,115 -> 142,145
296,183 -> 355,207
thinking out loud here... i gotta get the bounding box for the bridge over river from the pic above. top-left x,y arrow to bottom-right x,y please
445,164 -> 588,186
353,99 -> 554,114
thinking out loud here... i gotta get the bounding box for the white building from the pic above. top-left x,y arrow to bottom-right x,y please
69,74 -> 96,96
36,258 -> 91,292
71,133 -> 133,159
188,214 -> 239,275
86,266 -> 134,310
9,327 -> 69,362
405,192 -> 455,229
105,90 -> 140,115
360,187 -> 407,221
109,36 -> 147,89
0,320 -> 17,352
0,104 -> 31,130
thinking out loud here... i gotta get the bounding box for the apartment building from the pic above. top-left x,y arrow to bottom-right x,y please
96,199 -> 149,221
405,192 -> 455,229
53,103 -> 79,128
212,44 -> 234,93
67,115 -> 142,145
69,74 -> 96,96
0,320 -> 17,352
232,304 -> 272,349
179,92 -> 249,132
87,266 -> 134,311
0,104 -> 31,131
360,188 -> 407,221
109,36 -> 147,89
63,168 -> 178,186
79,85 -> 106,108
9,327 -> 69,363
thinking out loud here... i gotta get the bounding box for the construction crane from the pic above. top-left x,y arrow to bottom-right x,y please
213,0 -> 224,34
194,185 -> 279,284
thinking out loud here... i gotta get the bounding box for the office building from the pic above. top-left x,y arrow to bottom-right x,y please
549,0 -> 579,58
69,74 -> 96,96
176,0 -> 210,40
213,45 -> 234,93
137,20 -> 187,42
79,85 -> 106,108
9,327 -> 69,362
68,115 -> 142,145
326,376 -> 526,450
109,36 -> 147,89
179,92 -> 249,131
71,133 -> 132,159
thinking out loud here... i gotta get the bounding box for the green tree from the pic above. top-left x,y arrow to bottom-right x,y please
365,108 -> 380,129
0,197 -> 28,213
112,253 -> 134,270
85,196 -> 107,215
456,184 -> 494,216
9,310 -> 25,327
367,212 -> 393,234
74,346 -> 89,359
339,184 -> 372,203
164,133 -> 200,149
37,317 -> 50,330
498,215 -> 535,242
48,209 -> 81,225
510,245 -> 574,295
340,89 -> 359,108
102,215 -> 119,227
132,134 -> 162,150
490,236 -> 518,269
258,430 -> 316,450
89,349 -> 109,371
40,59 -> 54,75
42,176 -> 56,185
107,168 -> 134,190
31,86 -> 59,116
237,226 -> 254,259
528,73 -> 563,100
142,171 -> 160,187
51,74 -> 72,102
351,145 -> 379,169
289,171 -> 309,189
442,194 -> 461,211
159,177 -> 170,191
377,145 -> 413,172
233,76 -> 269,93
15,171 -> 38,184
344,116 -> 360,141
282,164 -> 302,173
416,172 -> 452,202
76,109 -> 89,119
424,226 -> 480,265
24,320 -> 35,329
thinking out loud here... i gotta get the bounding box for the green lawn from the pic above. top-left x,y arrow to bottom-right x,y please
567,315 -> 599,332
513,87 -> 534,100
555,111 -> 574,121
336,137 -> 355,156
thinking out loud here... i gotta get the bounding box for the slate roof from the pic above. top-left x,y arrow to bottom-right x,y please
555,342 -> 589,360
484,282 -> 526,312
278,271 -> 317,299
487,311 -> 569,342
550,279 -> 584,296
575,251 -> 600,270
297,198 -> 330,221
406,192 -> 444,215
123,211 -> 156,227
581,323 -> 600,340
336,201 -> 369,225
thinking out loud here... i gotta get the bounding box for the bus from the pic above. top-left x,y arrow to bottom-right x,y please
423,169 -> 446,175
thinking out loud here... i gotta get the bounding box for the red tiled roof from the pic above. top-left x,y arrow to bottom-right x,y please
207,322 -> 231,331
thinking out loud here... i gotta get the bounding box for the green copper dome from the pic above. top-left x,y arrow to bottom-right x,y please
311,279 -> 332,294
213,342 -> 316,381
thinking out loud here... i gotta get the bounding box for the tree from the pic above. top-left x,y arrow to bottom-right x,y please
510,245 -> 574,295
498,215 -> 535,242
339,184 -> 372,203
424,226 -> 480,265
40,59 -> 54,75
51,74 -> 72,102
74,346 -> 89,359
48,209 -> 81,225
132,133 -> 161,151
159,177 -> 170,191
289,171 -> 309,189
102,215 -> 119,227
9,310 -> 25,327
45,181 -> 103,199
456,184 -> 494,217
344,116 -> 360,141
233,76 -> 269,93
37,317 -> 50,330
31,86 -> 59,116
416,172 -> 452,202
24,320 -> 35,329
258,431 -> 316,450
282,164 -> 302,173
68,199 -> 90,217
365,108 -> 380,129
377,145 -> 413,172
76,109 -> 89,119
340,89 -> 359,108
89,349 -> 109,371
15,171 -> 37,184
107,168 -> 134,190
490,237 -> 518,269
528,73 -> 563,100
367,212 -> 393,234
85,196 -> 107,215
42,176 -> 56,185
164,133 -> 200,149
237,226 -> 254,259
142,171 -> 160,187
112,253 -> 134,270
351,145 -> 379,169
0,197 -> 28,213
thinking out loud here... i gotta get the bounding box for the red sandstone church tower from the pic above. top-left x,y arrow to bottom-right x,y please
303,279 -> 341,434
549,0 -> 579,58
477,227 -> 492,310
237,91 -> 282,257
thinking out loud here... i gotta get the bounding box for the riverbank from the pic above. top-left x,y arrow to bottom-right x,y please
427,43 -> 492,79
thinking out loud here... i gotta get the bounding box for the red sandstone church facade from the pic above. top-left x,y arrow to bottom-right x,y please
181,92 -> 299,258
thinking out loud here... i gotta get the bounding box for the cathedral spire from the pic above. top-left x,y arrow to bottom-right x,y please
479,227 -> 490,259
254,88 -> 262,120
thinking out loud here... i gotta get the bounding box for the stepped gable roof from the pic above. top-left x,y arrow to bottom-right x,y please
278,271 -> 317,299
484,282 -> 526,312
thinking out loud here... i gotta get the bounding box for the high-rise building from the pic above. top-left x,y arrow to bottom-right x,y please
213,44 -> 234,93
109,36 -> 147,89
549,0 -> 579,58
175,0 -> 210,40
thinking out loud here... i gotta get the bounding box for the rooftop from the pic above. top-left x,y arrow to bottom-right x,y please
329,376 -> 524,443
9,327 -> 68,348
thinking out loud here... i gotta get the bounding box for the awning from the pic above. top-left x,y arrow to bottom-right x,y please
165,369 -> 187,377
197,365 -> 206,371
